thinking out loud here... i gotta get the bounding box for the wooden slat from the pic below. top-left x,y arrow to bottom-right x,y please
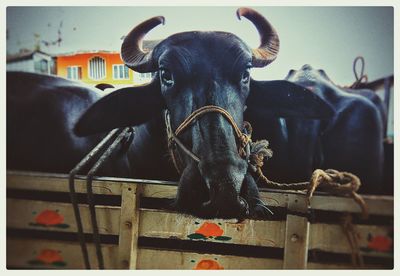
141,184 -> 177,199
7,172 -> 123,195
7,238 -> 282,269
283,194 -> 310,268
137,248 -> 283,269
139,209 -> 286,248
6,198 -> 285,248
7,198 -> 120,235
259,192 -> 289,208
7,238 -> 118,269
117,184 -> 141,269
7,171 -> 393,216
309,223 -> 393,256
310,194 -> 393,216
7,237 -> 391,269
307,261 -> 392,269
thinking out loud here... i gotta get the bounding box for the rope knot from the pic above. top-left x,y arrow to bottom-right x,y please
349,56 -> 368,89
248,139 -> 273,172
247,139 -> 368,219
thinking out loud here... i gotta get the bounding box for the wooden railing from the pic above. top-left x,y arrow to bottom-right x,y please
6,170 -> 393,269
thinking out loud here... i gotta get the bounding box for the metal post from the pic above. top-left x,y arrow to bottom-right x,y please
68,128 -> 123,269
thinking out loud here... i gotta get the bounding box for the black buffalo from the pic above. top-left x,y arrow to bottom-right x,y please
248,64 -> 385,194
7,72 -> 133,177
8,8 -> 334,219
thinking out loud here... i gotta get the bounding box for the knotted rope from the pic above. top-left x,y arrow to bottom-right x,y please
248,137 -> 369,218
165,107 -> 368,267
165,105 -> 368,218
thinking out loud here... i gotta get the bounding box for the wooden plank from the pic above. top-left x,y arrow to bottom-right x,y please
7,238 -> 118,269
310,194 -> 393,216
6,197 -> 285,248
141,184 -> 177,199
7,171 -> 393,216
7,172 -> 123,195
7,198 -> 120,235
309,223 -> 393,256
137,248 -> 283,269
283,194 -> 310,269
139,209 -> 286,248
117,184 -> 141,269
307,262 -> 392,269
261,189 -> 393,216
259,192 -> 289,208
141,185 -> 290,209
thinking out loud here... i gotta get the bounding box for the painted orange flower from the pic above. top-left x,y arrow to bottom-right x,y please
194,259 -> 224,270
35,210 -> 64,226
368,235 -> 393,252
195,222 -> 223,238
36,249 -> 63,264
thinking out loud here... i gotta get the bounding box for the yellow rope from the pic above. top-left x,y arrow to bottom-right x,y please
250,142 -> 369,218
341,213 -> 364,267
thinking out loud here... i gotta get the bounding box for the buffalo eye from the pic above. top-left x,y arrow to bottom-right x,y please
241,67 -> 251,84
160,68 -> 174,87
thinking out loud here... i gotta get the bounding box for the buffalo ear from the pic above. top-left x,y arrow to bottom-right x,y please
74,79 -> 164,136
246,80 -> 334,119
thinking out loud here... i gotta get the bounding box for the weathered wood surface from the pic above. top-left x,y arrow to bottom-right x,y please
7,199 -> 393,257
7,171 -> 393,216
137,248 -> 283,269
7,237 -> 390,269
6,170 -> 394,269
117,184 -> 141,269
309,194 -> 393,216
7,171 -> 124,195
139,209 -> 286,248
283,194 -> 309,268
138,249 -> 391,269
7,237 -> 282,269
7,198 -> 120,235
309,223 -> 393,255
306,262 -> 391,269
7,238 -> 118,269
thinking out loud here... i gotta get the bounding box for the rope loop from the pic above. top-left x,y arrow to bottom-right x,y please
350,56 -> 368,89
248,139 -> 369,218
165,106 -> 253,172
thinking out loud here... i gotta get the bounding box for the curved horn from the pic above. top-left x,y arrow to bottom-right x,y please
121,16 -> 165,72
237,7 -> 280,67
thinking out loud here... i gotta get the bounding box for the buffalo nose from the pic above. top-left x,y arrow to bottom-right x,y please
301,64 -> 313,71
201,181 -> 249,218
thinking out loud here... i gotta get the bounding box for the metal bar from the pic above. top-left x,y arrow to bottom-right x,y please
68,128 -> 122,269
85,128 -> 132,269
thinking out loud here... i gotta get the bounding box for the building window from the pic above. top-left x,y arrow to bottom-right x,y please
134,72 -> 155,85
89,56 -> 106,80
139,72 -> 155,80
34,59 -> 49,74
112,64 -> 130,80
67,66 -> 82,80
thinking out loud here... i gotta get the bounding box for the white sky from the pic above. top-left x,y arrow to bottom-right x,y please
6,6 -> 394,85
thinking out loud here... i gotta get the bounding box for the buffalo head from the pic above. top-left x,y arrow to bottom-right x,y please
75,8 -> 333,219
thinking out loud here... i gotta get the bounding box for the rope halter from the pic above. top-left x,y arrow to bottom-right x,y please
164,105 -> 252,174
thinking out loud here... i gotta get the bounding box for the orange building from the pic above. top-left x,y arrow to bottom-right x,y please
56,50 -> 154,87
